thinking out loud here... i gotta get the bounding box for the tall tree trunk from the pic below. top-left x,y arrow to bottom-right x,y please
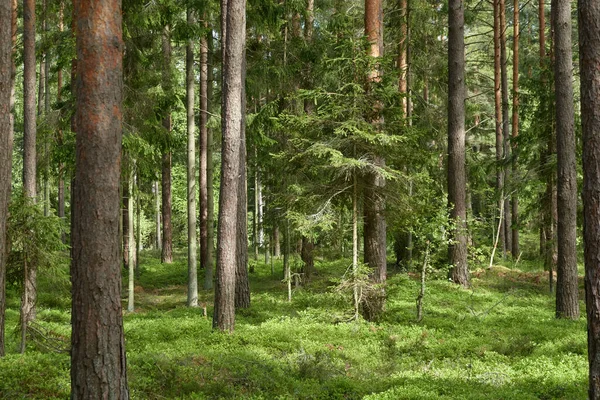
200,16 -> 209,274
41,0 -> 50,217
493,0 -> 505,259
57,0 -> 66,244
352,171 -> 359,320
127,162 -> 135,312
447,0 -> 469,286
511,0 -> 520,258
554,0 -> 578,319
154,181 -> 161,250
363,0 -> 387,320
579,0 -> 600,393
234,19 -> 250,309
186,8 -> 198,307
540,0 -> 556,292
203,28 -> 215,290
273,225 -> 281,257
161,26 -> 173,264
71,0 -> 129,395
122,177 -> 130,269
499,0 -> 511,255
214,0 -> 246,331
0,0 -> 16,357
253,163 -> 259,261
21,0 -> 37,345
235,94 -> 250,309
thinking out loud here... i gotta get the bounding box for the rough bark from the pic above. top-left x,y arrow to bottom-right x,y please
511,0 -> 519,258
21,0 -> 37,335
0,0 -> 16,357
579,0 -> 600,393
161,26 -> 173,264
71,0 -> 129,396
235,71 -> 250,310
186,8 -> 198,307
214,0 -> 246,331
554,0 -> 578,319
447,0 -> 469,286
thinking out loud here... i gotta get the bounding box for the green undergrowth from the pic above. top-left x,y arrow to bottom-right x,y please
0,252 -> 588,399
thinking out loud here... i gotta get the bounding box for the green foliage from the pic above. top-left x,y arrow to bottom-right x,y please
6,191 -> 69,289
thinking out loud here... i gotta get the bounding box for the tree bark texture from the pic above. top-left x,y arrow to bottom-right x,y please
186,8 -> 198,307
301,236 -> 315,282
0,0 -> 16,357
579,0 -> 600,393
22,0 -> 37,329
235,53 -> 250,310
71,0 -> 129,396
214,0 -> 246,332
554,0 -> 579,320
447,0 -> 469,286
161,26 -> 173,264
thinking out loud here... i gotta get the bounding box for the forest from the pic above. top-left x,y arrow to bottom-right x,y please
1,0 -> 600,398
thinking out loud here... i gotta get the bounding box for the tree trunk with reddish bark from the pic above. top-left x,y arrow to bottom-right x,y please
71,0 -> 129,395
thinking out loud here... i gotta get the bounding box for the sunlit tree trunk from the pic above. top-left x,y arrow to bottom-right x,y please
71,0 -> 129,395
154,181 -> 161,250
362,0 -> 387,320
447,0 -> 469,286
214,0 -> 246,331
21,0 -> 37,351
554,0 -> 578,319
235,17 -> 250,310
127,162 -> 135,312
186,8 -> 198,307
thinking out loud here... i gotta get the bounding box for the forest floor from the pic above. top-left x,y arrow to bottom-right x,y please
0,251 -> 588,399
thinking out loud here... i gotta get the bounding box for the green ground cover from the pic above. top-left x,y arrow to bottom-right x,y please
0,252 -> 588,399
